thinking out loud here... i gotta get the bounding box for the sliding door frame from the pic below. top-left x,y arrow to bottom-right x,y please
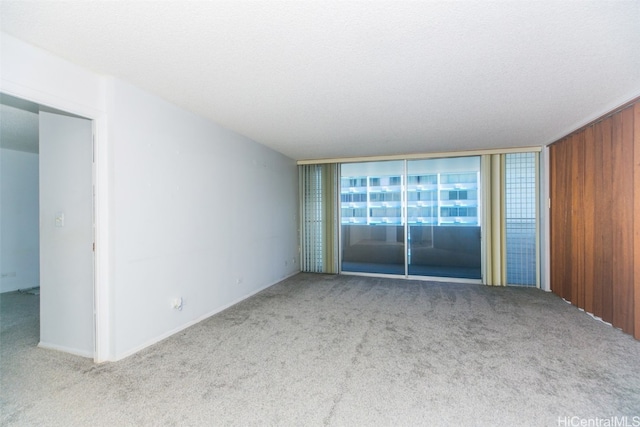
337,157 -> 483,283
301,146 -> 544,285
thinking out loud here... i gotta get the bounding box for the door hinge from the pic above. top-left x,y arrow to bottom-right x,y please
92,242 -> 95,252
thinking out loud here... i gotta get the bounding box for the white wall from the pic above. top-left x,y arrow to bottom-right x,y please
1,33 -> 300,361
0,148 -> 39,293
0,34 -> 104,114
39,112 -> 94,357
108,79 -> 299,358
1,32 -> 110,360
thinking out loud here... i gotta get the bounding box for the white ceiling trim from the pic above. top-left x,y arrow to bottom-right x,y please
542,92 -> 640,147
297,145 -> 543,165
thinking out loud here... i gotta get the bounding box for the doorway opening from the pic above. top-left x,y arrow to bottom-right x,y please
0,93 -> 95,358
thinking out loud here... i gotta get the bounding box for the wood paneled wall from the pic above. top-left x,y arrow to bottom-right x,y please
549,101 -> 640,339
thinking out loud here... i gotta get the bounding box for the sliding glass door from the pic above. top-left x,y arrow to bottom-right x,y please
406,157 -> 481,279
340,161 -> 405,275
340,157 -> 481,279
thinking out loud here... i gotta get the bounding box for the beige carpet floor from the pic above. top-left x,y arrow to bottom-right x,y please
1,273 -> 639,426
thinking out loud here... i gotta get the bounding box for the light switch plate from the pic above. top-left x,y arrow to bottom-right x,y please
55,212 -> 64,227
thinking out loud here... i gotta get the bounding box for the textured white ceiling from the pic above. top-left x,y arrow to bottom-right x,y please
1,1 -> 639,160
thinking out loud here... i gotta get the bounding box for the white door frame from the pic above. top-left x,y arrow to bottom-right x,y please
1,82 -> 110,363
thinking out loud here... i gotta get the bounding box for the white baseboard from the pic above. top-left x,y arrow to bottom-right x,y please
114,271 -> 300,362
38,341 -> 93,359
1,283 -> 39,294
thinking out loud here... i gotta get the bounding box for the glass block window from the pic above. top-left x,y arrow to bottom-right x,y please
505,153 -> 537,286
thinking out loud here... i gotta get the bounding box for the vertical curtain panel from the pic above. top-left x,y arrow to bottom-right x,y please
299,164 -> 338,273
481,154 -> 506,286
